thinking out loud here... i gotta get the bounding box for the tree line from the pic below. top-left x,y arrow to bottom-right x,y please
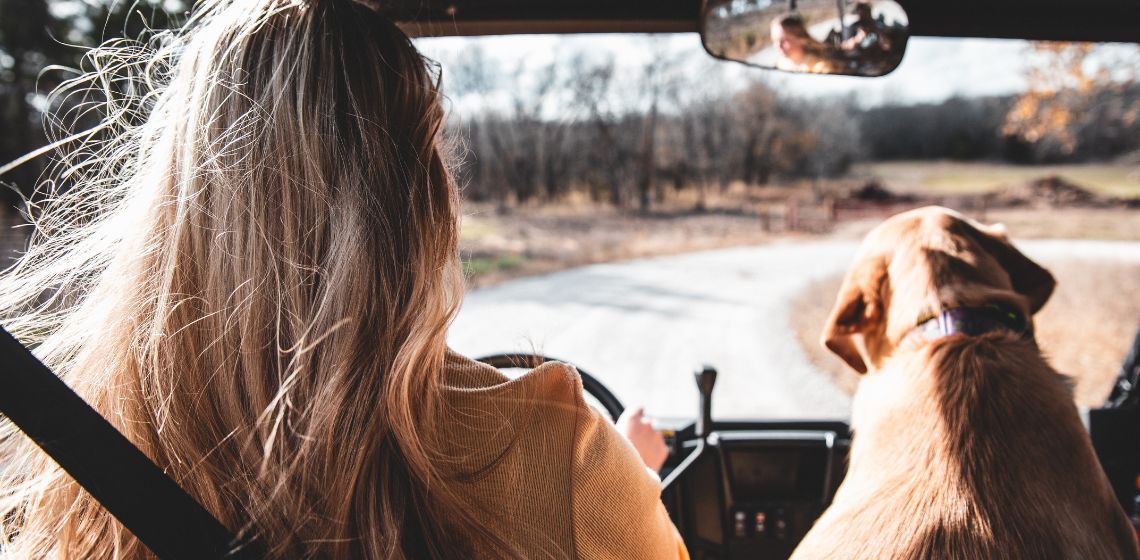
446,43 -> 1140,211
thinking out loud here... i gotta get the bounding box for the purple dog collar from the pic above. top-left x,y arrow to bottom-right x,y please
900,306 -> 1032,349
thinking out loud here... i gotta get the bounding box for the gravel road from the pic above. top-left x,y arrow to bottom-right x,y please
448,239 -> 1140,421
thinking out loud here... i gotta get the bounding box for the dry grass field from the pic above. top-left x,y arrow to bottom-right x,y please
460,163 -> 1140,289
856,161 -> 1140,198
790,260 -> 1140,407
461,202 -> 1140,289
459,191 -> 816,288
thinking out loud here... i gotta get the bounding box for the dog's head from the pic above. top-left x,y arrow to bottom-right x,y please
822,206 -> 1055,374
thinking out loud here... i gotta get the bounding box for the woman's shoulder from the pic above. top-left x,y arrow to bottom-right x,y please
442,349 -> 589,410
441,351 -> 684,558
440,350 -> 653,487
438,350 -> 595,464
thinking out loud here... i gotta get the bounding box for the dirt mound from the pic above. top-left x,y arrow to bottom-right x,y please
847,180 -> 917,203
987,175 -> 1106,208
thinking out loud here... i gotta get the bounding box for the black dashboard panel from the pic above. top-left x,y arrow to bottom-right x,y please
661,421 -> 851,560
662,414 -> 1139,560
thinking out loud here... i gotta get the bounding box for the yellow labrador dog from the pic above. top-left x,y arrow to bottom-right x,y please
792,207 -> 1139,560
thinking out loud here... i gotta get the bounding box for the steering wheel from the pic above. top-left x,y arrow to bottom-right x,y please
476,353 -> 625,422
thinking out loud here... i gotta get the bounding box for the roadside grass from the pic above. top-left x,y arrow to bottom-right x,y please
462,253 -> 525,277
790,260 -> 1140,407
856,160 -> 1140,198
459,215 -> 498,241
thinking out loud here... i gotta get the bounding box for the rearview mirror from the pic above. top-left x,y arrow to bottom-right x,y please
700,0 -> 910,77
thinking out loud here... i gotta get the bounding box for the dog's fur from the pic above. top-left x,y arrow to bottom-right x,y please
791,207 -> 1139,560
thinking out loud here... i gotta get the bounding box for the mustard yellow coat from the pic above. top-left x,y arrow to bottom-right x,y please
441,350 -> 689,559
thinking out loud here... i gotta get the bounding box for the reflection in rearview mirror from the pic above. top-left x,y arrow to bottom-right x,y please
700,0 -> 910,77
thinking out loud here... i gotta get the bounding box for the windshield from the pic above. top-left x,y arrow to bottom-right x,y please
1,16 -> 1138,421
416,34 -> 1140,420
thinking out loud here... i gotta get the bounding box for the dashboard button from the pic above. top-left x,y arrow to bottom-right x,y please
773,509 -> 788,540
733,510 -> 747,538
754,511 -> 767,536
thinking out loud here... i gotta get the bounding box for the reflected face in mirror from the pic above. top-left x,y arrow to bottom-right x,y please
771,17 -> 807,63
769,15 -> 839,74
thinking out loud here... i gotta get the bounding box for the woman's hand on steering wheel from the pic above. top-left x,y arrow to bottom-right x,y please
616,406 -> 669,472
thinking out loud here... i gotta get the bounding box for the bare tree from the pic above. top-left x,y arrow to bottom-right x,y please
565,52 -> 628,207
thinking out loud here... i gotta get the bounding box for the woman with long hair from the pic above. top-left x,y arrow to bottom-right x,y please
0,0 -> 687,557
770,14 -> 842,74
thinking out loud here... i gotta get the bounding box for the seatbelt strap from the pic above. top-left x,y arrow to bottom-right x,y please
0,326 -> 257,559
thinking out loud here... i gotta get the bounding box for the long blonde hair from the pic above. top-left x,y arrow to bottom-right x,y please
0,0 -> 512,557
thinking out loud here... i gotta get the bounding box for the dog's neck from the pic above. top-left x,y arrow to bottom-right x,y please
898,305 -> 1032,350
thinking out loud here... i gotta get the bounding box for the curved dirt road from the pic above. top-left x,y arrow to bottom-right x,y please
448,240 -> 1140,420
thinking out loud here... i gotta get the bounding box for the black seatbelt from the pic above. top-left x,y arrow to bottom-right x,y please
0,326 -> 257,559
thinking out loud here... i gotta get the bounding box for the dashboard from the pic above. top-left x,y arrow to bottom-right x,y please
659,421 -> 851,560
658,410 -> 1140,560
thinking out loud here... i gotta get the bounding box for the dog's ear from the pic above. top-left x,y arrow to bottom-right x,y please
972,223 -> 1056,314
821,257 -> 886,374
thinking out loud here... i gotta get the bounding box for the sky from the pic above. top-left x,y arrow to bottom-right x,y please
414,33 -> 1038,116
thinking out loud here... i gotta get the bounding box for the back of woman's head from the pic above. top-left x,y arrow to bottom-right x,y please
0,0 -> 507,557
774,14 -> 811,40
